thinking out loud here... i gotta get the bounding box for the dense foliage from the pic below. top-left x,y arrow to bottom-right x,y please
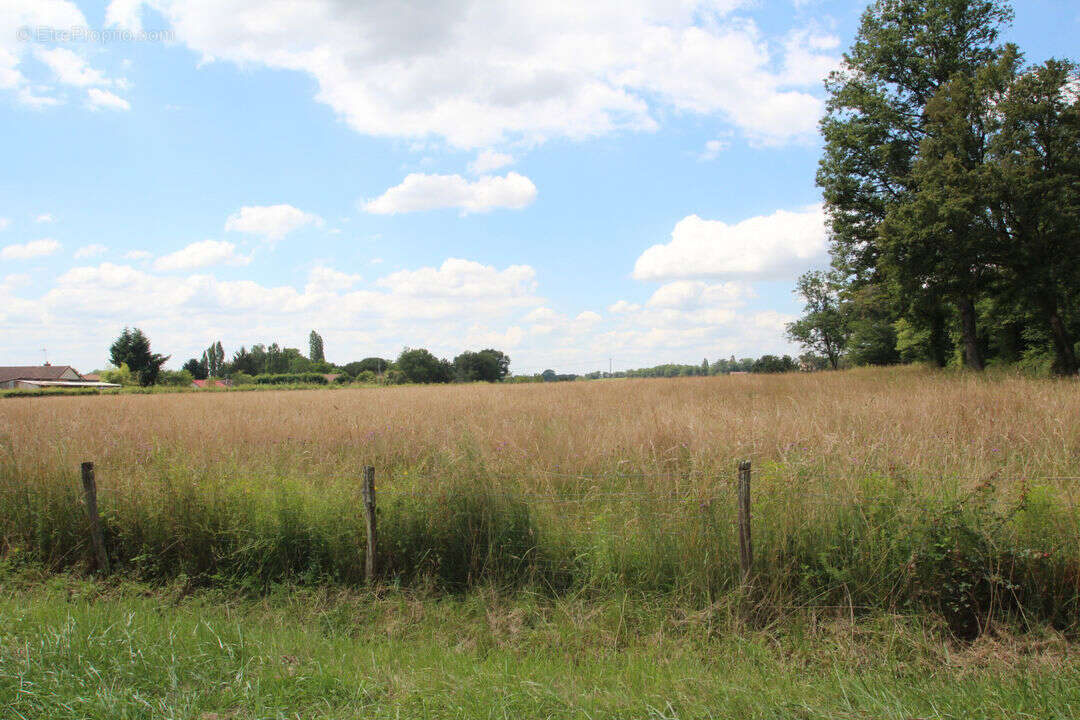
791,0 -> 1080,375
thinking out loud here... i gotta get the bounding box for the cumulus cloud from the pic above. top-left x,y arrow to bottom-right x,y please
608,300 -> 641,314
1,0 -> 87,103
224,204 -> 323,241
1,238 -> 61,260
87,88 -> 131,111
103,0 -> 836,147
469,150 -> 514,175
306,265 -> 361,293
153,240 -> 252,271
0,256 -> 550,370
0,218 -> 9,231
74,243 -> 108,259
633,205 -> 828,281
35,47 -> 121,88
377,258 -> 537,301
35,213 -> 56,223
646,280 -> 752,310
362,172 -> 537,215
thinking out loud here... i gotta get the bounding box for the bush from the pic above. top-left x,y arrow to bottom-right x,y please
253,373 -> 328,385
157,369 -> 194,387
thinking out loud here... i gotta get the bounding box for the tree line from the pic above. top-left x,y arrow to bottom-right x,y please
788,0 -> 1080,375
99,328 -> 513,386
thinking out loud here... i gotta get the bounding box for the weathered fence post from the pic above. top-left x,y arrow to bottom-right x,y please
80,461 -> 110,574
362,465 -> 376,584
737,460 -> 752,585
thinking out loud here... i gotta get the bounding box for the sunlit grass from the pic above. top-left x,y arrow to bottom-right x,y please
1,367 -> 1078,631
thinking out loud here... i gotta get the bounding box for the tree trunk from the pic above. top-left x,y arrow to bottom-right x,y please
957,296 -> 984,371
1046,307 -> 1078,376
929,304 -> 949,368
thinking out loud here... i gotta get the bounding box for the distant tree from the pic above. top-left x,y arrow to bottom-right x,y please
751,355 -> 798,374
229,346 -> 260,376
109,327 -> 169,386
453,349 -> 511,382
100,362 -> 138,386
343,358 -> 391,377
786,270 -> 850,369
540,369 -> 558,382
182,358 -> 208,380
397,348 -> 452,383
701,358 -> 709,375
309,330 -> 325,363
202,341 -> 225,377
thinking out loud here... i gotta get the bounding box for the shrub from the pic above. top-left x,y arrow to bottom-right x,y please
253,373 -> 328,385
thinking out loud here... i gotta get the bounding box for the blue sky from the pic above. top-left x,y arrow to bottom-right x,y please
1,0 -> 1077,374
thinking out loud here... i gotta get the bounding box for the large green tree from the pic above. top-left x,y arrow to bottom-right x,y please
109,327 -> 169,386
989,59 -> 1080,374
816,0 -> 1013,367
880,50 -> 1020,370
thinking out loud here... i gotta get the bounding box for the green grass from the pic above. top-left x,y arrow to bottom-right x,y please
2,570 -> 1078,719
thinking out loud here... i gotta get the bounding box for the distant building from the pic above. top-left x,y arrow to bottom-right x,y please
0,365 -> 121,390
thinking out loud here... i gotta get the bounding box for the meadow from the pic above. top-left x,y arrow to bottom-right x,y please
1,366 -> 1078,632
2,366 -> 1080,717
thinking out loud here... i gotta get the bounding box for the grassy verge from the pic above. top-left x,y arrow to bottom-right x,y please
1,570 -> 1078,719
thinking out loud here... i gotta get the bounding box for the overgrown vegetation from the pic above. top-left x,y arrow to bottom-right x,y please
1,368 -> 1077,636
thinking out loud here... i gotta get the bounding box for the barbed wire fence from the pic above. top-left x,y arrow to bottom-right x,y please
73,459 -> 1080,586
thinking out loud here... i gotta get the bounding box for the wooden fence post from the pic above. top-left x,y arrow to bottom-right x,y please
80,461 -> 110,575
737,460 -> 752,585
362,465 -> 376,584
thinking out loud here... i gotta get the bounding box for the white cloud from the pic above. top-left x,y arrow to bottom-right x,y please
699,138 -> 728,161
1,0 -> 87,104
1,238 -> 61,260
35,213 -> 56,223
362,172 -> 537,215
74,243 -> 108,259
104,0 -> 836,147
633,205 -> 828,281
646,280 -> 752,310
105,0 -> 145,32
123,249 -> 152,260
153,240 -> 252,271
0,218 -> 9,231
608,300 -> 641,314
224,204 -> 323,241
377,258 -> 537,302
469,150 -> 514,175
306,265 -> 361,293
87,88 -> 131,111
2,273 -> 31,290
35,47 -> 120,88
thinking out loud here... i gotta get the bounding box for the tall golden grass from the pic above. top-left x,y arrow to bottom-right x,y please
1,366 -> 1078,632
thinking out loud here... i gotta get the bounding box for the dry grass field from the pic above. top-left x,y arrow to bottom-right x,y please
1,366 -> 1078,629
4,366 -> 1080,718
